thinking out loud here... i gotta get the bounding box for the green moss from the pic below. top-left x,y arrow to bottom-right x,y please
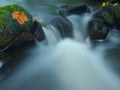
0,4 -> 26,13
0,4 -> 33,48
111,4 -> 120,19
0,4 -> 32,27
102,12 -> 114,25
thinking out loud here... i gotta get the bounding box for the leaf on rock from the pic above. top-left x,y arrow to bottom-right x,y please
101,2 -> 119,8
101,2 -> 106,7
12,11 -> 28,25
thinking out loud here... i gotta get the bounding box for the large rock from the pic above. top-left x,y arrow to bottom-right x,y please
58,3 -> 91,17
32,20 -> 45,41
0,4 -> 46,81
105,0 -> 120,4
88,18 -> 110,40
50,17 -> 73,38
0,4 -> 33,50
87,3 -> 120,40
93,3 -> 120,26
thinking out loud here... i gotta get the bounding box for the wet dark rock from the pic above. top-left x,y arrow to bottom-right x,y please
93,9 -> 115,26
115,19 -> 120,30
93,3 -> 120,26
58,4 -> 91,17
87,3 -> 120,40
50,17 -> 73,38
105,0 -> 120,4
88,18 -> 110,40
32,21 -> 45,41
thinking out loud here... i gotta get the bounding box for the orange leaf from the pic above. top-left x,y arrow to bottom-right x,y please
12,11 -> 28,25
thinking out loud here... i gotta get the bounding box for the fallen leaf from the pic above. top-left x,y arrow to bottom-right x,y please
101,2 -> 106,7
12,11 -> 28,25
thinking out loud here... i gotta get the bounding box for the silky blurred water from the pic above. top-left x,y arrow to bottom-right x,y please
0,0 -> 120,90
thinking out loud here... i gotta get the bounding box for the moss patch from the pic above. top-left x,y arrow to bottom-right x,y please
0,4 -> 32,27
0,4 -> 33,48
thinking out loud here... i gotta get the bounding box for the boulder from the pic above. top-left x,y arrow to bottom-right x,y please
0,4 -> 33,49
88,18 -> 110,40
93,3 -> 120,26
32,21 -> 45,41
93,7 -> 115,26
0,4 -> 46,80
115,19 -> 120,30
58,4 -> 91,17
105,0 -> 120,4
87,3 -> 120,40
50,17 -> 73,38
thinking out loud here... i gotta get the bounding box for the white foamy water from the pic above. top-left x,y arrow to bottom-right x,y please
67,13 -> 91,42
1,39 -> 120,90
51,39 -> 120,90
42,25 -> 62,45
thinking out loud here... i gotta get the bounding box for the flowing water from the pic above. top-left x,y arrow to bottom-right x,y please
0,0 -> 120,90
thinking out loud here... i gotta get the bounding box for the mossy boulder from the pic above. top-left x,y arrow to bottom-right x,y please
87,3 -> 120,40
0,4 -> 46,80
0,4 -> 33,49
93,3 -> 120,26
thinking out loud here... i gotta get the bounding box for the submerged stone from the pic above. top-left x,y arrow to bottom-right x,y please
88,19 -> 110,40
